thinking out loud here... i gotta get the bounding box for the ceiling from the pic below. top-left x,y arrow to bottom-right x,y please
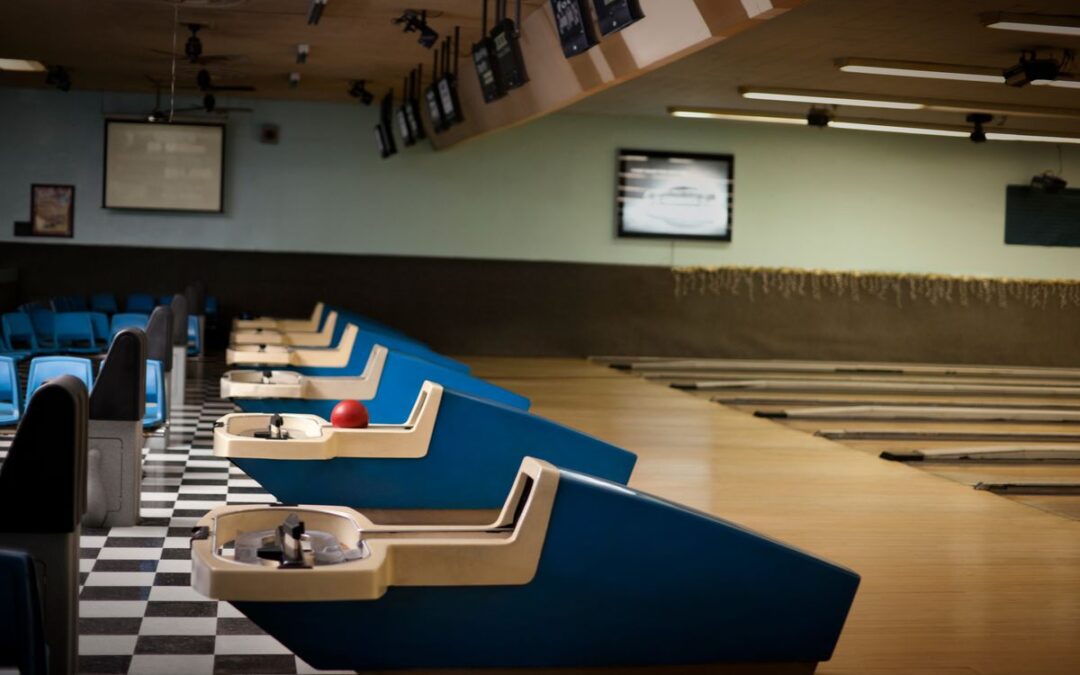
570,0 -> 1080,135
0,0 -> 545,101
2,0 -> 1080,137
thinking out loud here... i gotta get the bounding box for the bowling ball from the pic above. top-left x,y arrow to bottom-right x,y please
331,400 -> 369,428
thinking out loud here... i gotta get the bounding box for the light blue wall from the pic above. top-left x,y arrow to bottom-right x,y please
2,86 -> 1078,279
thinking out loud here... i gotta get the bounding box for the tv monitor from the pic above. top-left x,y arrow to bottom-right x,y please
103,120 -> 224,212
592,0 -> 644,35
437,75 -> 464,126
472,38 -> 505,102
395,107 -> 415,146
424,83 -> 447,132
491,17 -> 528,91
616,149 -> 733,242
552,0 -> 597,57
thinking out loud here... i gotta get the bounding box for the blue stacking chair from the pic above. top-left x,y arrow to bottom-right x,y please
205,296 -> 219,316
0,548 -> 48,675
87,312 -> 111,350
26,356 -> 94,406
90,293 -> 119,315
126,293 -> 156,314
54,312 -> 99,354
24,309 -> 58,352
0,356 -> 19,426
2,313 -> 41,354
110,313 -> 149,340
144,359 -> 165,429
187,315 -> 201,356
0,333 -> 30,363
52,295 -> 87,312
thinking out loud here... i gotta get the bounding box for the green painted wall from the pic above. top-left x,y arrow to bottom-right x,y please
2,87 -> 1077,278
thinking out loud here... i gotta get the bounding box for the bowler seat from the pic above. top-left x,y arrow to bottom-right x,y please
0,356 -> 19,426
110,313 -> 149,340
54,312 -> 99,354
90,293 -> 119,315
26,357 -> 94,406
2,312 -> 42,355
144,359 -> 165,429
126,293 -> 157,314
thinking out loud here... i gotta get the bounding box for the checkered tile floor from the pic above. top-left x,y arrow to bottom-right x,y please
0,358 -> 351,675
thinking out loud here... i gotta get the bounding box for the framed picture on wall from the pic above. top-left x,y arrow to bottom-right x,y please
30,184 -> 75,237
616,149 -> 733,242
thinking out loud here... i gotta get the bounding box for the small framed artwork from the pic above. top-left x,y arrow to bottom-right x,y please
616,149 -> 733,242
30,184 -> 75,237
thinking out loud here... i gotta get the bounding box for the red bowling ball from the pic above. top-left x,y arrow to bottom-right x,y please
330,400 -> 370,428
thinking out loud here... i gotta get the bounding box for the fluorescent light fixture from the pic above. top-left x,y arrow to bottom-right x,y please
829,121 -> 968,138
1031,78 -> 1080,90
836,57 -> 1004,84
669,106 -> 1080,145
0,58 -> 46,72
740,88 -> 924,110
982,12 -> 1080,37
986,131 -> 1080,144
669,108 -> 806,125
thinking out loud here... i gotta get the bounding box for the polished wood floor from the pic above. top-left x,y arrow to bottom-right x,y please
468,357 -> 1080,675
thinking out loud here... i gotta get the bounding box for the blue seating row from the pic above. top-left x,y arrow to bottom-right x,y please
0,354 -> 163,429
25,291 -> 219,317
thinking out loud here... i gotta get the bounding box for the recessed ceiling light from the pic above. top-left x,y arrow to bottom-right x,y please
982,12 -> 1080,37
740,88 -> 924,110
0,58 -> 46,72
836,57 -> 1004,84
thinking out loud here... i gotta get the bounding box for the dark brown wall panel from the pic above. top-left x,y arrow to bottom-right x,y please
3,242 -> 1077,365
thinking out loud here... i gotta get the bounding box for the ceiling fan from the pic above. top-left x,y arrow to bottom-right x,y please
150,23 -> 240,65
142,78 -> 252,118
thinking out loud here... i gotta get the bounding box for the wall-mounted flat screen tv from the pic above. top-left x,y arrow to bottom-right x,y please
103,120 -> 224,212
616,149 -> 733,241
552,0 -> 598,57
592,0 -> 643,35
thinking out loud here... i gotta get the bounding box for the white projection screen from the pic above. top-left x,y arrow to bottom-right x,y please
104,120 -> 225,212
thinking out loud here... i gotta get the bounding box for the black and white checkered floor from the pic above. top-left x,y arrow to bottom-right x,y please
0,359 -> 351,675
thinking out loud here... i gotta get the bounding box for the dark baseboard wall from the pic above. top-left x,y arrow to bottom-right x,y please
2,242 -> 1077,365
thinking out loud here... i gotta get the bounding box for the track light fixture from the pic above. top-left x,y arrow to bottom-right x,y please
1003,50 -> 1072,87
348,80 -> 374,106
393,10 -> 439,49
308,0 -> 328,26
203,93 -> 217,112
45,65 -> 71,92
966,113 -> 992,143
806,107 -> 831,127
289,72 -> 301,89
296,44 -> 310,64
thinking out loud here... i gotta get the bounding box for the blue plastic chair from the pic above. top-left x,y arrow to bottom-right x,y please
51,295 -> 87,312
110,313 -> 149,340
187,315 -> 201,356
90,293 -> 119,315
126,293 -> 156,314
26,356 -> 94,406
54,312 -> 99,354
2,312 -> 41,354
0,356 -> 19,426
205,296 -> 219,316
87,312 -> 110,350
144,359 -> 165,428
25,309 -> 58,351
0,548 -> 48,675
0,333 -> 30,363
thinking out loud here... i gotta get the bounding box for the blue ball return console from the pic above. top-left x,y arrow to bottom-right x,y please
221,344 -> 528,423
191,458 -> 859,672
213,381 -> 634,509
226,323 -> 467,376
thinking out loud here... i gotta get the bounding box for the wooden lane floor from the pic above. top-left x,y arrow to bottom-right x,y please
465,357 -> 1080,675
591,356 -> 1080,382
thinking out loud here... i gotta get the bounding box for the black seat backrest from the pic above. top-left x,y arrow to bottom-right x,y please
146,305 -> 173,372
0,376 -> 88,532
169,294 -> 188,348
185,283 -> 206,318
90,328 -> 146,422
